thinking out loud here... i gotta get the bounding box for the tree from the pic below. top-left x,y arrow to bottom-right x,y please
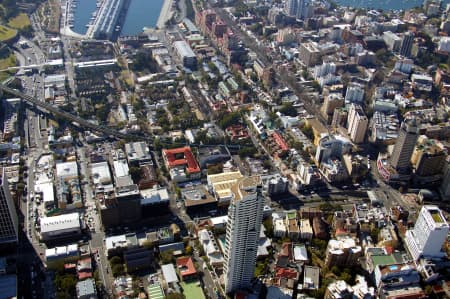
166,293 -> 185,299
218,111 -> 241,129
263,218 -> 274,238
279,103 -> 297,117
300,124 -> 314,140
238,146 -> 257,158
185,245 -> 193,255
110,256 -> 122,265
160,250 -> 174,264
129,166 -> 142,183
112,264 -> 125,277
207,164 -> 223,175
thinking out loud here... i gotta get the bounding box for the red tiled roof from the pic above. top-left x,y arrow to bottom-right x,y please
64,263 -> 76,270
78,271 -> 93,280
162,147 -> 201,173
272,132 -> 289,151
176,256 -> 197,278
384,246 -> 394,255
275,267 -> 298,279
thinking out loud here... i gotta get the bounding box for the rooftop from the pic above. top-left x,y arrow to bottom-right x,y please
163,146 -> 200,173
176,256 -> 197,278
162,264 -> 179,283
40,213 -> 80,233
231,176 -> 261,201
76,278 -> 96,298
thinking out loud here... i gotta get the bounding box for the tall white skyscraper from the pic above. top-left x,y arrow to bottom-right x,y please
405,205 -> 449,261
223,176 -> 264,294
0,168 -> 18,248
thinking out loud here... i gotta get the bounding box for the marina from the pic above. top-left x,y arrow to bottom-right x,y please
61,0 -> 169,39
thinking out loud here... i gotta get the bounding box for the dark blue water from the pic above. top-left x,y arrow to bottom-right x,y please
121,0 -> 164,35
335,0 -> 450,10
72,0 -> 164,36
73,0 -> 97,34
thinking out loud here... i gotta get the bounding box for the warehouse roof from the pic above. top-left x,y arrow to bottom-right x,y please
174,41 -> 196,58
162,264 -> 179,283
40,213 -> 80,233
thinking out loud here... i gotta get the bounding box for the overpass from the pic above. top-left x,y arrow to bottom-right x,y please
0,84 -> 149,142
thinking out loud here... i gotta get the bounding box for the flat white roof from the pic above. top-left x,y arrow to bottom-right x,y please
210,215 -> 228,226
294,244 -> 308,261
35,181 -> 55,203
161,264 -> 179,283
91,162 -> 112,185
56,161 -> 78,178
113,160 -> 129,178
40,213 -> 80,233
105,234 -> 127,251
140,188 -> 169,205
45,244 -> 78,258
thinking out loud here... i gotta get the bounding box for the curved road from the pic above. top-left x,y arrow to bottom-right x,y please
0,84 -> 149,142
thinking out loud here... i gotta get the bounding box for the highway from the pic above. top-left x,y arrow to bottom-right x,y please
0,84 -> 148,142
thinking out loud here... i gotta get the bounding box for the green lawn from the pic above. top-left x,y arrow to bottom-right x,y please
8,13 -> 31,30
181,281 -> 206,299
0,53 -> 16,81
0,25 -> 17,41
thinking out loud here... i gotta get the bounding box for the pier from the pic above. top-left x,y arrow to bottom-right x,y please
86,0 -> 130,40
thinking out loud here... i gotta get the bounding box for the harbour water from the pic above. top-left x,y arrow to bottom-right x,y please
335,0 -> 450,10
121,0 -> 164,36
73,0 -> 97,34
73,0 -> 164,36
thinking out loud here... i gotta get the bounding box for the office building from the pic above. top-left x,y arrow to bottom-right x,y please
400,32 -> 414,57
299,42 -> 321,67
347,104 -> 368,144
321,93 -> 344,123
315,134 -> 352,165
440,164 -> 450,201
173,41 -> 197,69
344,83 -> 364,104
331,107 -> 348,128
285,0 -> 298,16
124,142 -> 153,166
390,119 -> 419,172
207,170 -> 244,206
404,205 -> 449,260
223,176 -> 264,294
267,175 -> 289,195
411,137 -> 446,176
383,31 -> 401,52
285,0 -> 312,20
325,236 -> 362,267
296,0 -> 313,20
0,168 -> 18,249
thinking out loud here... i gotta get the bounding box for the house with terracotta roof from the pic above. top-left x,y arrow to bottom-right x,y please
176,256 -> 197,281
267,132 -> 290,159
162,147 -> 201,183
77,257 -> 93,280
225,124 -> 249,141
